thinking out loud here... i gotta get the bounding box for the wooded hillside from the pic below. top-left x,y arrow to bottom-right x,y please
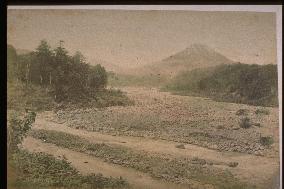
8,41 -> 132,110
164,63 -> 278,107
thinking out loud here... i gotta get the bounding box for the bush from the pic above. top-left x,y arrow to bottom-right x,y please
239,117 -> 252,129
228,162 -> 239,167
7,111 -> 36,154
164,63 -> 278,107
255,108 -> 270,115
30,129 -> 256,189
217,125 -> 225,129
94,89 -> 134,108
236,109 -> 248,116
260,136 -> 274,146
7,82 -> 55,112
253,123 -> 261,127
175,144 -> 185,149
13,150 -> 128,189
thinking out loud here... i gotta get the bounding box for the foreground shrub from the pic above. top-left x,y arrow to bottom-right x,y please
228,162 -> 239,167
175,144 -> 185,149
164,63 -> 278,107
95,89 -> 134,108
8,82 -> 56,112
7,111 -> 36,154
255,108 -> 270,115
8,110 -> 128,189
239,117 -> 252,129
260,136 -> 274,146
13,150 -> 128,189
30,129 -> 257,189
236,109 -> 248,116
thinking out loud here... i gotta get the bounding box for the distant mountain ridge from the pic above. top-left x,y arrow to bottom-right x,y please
163,63 -> 278,107
15,48 -> 32,55
13,44 -> 236,78
89,58 -> 132,74
138,43 -> 235,76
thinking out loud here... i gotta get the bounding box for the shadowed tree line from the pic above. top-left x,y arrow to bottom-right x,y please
164,63 -> 278,107
8,40 -> 107,103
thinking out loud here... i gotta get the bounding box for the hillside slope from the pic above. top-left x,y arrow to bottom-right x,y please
138,44 -> 235,77
163,63 -> 278,107
110,44 -> 235,87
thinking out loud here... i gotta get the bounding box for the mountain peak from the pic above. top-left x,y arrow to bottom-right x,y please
164,43 -> 232,63
186,43 -> 211,50
181,43 -> 217,56
152,43 -> 234,76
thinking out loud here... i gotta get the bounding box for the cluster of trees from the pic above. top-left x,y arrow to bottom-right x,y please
164,63 -> 278,106
8,40 -> 107,102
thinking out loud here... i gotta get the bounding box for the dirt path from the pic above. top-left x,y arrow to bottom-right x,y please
31,111 -> 279,187
22,137 -> 189,189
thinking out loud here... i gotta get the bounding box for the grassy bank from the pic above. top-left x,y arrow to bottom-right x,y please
163,63 -> 278,107
7,109 -> 129,189
8,81 -> 133,113
11,150 -> 128,189
30,129 -> 257,189
108,72 -> 168,87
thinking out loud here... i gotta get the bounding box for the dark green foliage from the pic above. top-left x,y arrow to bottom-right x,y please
7,111 -> 36,154
7,82 -> 56,112
175,144 -> 185,149
255,108 -> 270,115
239,117 -> 252,129
30,129 -> 256,189
7,45 -> 18,82
236,109 -> 249,116
13,150 -> 128,189
163,66 -> 216,92
260,136 -> 274,146
253,123 -> 261,127
7,41 -> 108,103
108,72 -> 168,87
228,162 -> 239,168
89,64 -> 108,89
94,89 -> 134,108
7,110 -> 128,189
164,63 -> 278,107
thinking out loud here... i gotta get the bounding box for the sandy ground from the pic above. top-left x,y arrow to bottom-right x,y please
22,137 -> 188,189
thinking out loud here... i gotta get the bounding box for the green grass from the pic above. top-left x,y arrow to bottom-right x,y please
30,129 -> 257,189
255,108 -> 270,115
12,150 -> 128,189
8,81 -> 133,113
239,117 -> 252,129
236,109 -> 249,116
163,63 -> 278,107
95,89 -> 134,108
108,72 -> 167,87
260,136 -> 274,146
7,81 -> 56,112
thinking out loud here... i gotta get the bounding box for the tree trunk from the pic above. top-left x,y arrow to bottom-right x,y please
40,75 -> 43,85
26,63 -> 30,85
49,72 -> 52,85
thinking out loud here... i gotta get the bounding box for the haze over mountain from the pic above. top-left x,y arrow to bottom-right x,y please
12,43 -> 236,77
8,10 -> 277,69
90,58 -> 127,73
129,43 -> 235,77
15,48 -> 31,55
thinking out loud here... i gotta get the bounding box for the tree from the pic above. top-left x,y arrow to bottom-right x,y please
35,40 -> 54,85
88,64 -> 108,90
8,40 -> 110,103
7,45 -> 18,82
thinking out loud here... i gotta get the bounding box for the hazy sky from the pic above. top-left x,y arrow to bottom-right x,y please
7,9 -> 277,67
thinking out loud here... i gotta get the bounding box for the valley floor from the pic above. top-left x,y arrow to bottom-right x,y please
21,87 -> 280,189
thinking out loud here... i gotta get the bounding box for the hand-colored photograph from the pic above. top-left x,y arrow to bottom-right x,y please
7,6 -> 281,189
